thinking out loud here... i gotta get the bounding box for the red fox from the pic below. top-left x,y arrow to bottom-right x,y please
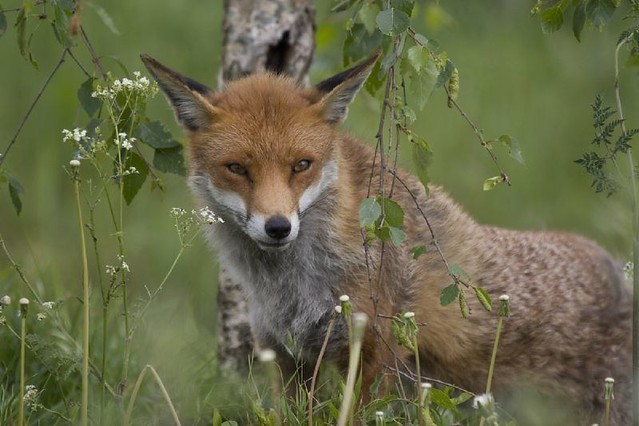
141,53 -> 632,424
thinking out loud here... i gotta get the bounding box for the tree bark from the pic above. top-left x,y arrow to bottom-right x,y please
217,0 -> 315,373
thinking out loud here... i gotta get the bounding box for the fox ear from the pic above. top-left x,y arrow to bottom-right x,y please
140,54 -> 218,131
312,51 -> 381,123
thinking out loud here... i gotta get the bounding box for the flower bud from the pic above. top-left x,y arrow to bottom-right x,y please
498,294 -> 510,317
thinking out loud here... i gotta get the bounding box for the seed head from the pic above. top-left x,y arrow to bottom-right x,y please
498,294 -> 510,317
258,349 -> 276,363
19,298 -> 29,317
69,159 -> 81,168
0,295 -> 11,306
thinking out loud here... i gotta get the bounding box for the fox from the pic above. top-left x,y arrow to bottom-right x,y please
141,52 -> 632,424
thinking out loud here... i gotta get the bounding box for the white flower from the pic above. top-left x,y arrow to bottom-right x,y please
334,305 -> 342,314
403,311 -> 415,319
0,295 -> 11,306
106,265 -> 116,276
41,301 -> 55,310
339,295 -> 350,302
19,298 -> 29,306
198,206 -> 222,224
62,128 -> 87,143
170,208 -> 186,217
472,393 -> 494,409
69,159 -> 81,167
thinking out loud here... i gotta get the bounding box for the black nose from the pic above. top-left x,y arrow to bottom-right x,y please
264,215 -> 291,240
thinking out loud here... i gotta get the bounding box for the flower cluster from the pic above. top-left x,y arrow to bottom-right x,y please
197,206 -> 224,224
92,71 -> 157,100
62,128 -> 88,144
115,132 -> 135,151
24,385 -> 42,411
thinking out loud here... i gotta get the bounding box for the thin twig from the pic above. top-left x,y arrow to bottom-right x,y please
67,48 -> 92,78
79,26 -> 108,80
1,49 -> 68,166
406,27 -> 511,186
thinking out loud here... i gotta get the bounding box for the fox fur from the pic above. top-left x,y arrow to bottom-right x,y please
141,53 -> 632,424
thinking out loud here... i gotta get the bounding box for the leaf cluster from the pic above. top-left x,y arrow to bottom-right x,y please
575,95 -> 639,196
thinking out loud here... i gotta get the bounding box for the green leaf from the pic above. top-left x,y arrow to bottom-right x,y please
343,23 -> 383,65
52,4 -> 73,48
458,290 -> 470,318
430,388 -> 456,410
376,8 -> 409,36
365,60 -> 385,95
540,7 -> 563,34
585,0 -> 616,27
498,134 -> 524,164
411,245 -> 427,259
135,120 -> 181,149
572,2 -> 586,42
440,284 -> 459,306
90,3 -> 120,35
473,286 -> 493,311
15,8 -> 27,57
379,197 -> 404,227
8,177 -> 24,215
434,59 -> 455,90
406,45 -> 429,73
153,146 -> 187,176
388,226 -> 406,247
448,263 -> 470,279
358,2 -> 380,34
359,198 -> 382,228
402,55 -> 439,110
411,134 -> 433,193
122,152 -> 149,205
483,175 -> 505,191
77,78 -> 102,117
0,9 -> 7,38
391,0 -> 415,17
451,392 -> 473,405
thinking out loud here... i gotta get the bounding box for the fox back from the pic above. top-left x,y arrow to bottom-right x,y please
142,54 -> 632,424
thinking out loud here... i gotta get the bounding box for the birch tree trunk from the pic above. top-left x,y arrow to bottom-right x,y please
217,0 -> 315,373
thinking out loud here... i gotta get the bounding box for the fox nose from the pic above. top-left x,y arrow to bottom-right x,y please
264,215 -> 291,240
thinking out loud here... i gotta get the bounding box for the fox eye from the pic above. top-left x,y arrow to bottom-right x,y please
227,163 -> 247,175
293,160 -> 311,173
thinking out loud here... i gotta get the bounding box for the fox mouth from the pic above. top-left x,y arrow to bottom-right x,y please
256,240 -> 292,252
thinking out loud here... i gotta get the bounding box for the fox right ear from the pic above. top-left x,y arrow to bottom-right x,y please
311,51 -> 380,123
140,54 -> 218,131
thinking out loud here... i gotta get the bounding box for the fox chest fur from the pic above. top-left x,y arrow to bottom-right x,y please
142,53 -> 632,425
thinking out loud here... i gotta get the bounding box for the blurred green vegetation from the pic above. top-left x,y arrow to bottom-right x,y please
0,0 -> 637,422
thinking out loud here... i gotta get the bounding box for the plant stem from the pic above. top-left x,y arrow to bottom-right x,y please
308,316 -> 336,426
73,169 -> 91,426
123,365 -> 181,426
486,316 -> 504,395
19,310 -> 26,426
413,335 -> 423,426
614,34 -> 639,426
337,314 -> 367,426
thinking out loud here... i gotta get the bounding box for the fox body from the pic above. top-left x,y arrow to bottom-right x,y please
142,54 -> 632,424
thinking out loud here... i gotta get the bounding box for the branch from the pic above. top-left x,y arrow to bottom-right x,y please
1,49 -> 68,166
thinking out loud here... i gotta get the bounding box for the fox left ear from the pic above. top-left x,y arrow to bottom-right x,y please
312,51 -> 381,123
140,54 -> 218,132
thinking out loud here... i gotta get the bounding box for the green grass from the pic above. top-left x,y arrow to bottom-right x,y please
0,0 -> 636,424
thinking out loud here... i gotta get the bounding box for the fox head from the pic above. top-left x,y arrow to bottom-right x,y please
141,53 -> 379,251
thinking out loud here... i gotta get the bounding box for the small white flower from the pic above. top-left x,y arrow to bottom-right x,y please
403,311 -> 415,319
36,312 -> 47,321
472,393 -> 494,409
69,159 -> 81,167
41,301 -> 55,310
106,265 -> 116,276
133,71 -> 141,78
19,298 -> 29,306
198,206 -> 222,224
339,295 -> 350,302
170,207 -> 186,217
0,295 -> 11,306
334,305 -> 342,314
258,349 -> 276,363
499,294 -> 510,301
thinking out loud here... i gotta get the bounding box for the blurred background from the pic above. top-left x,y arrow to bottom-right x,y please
0,0 -> 637,422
